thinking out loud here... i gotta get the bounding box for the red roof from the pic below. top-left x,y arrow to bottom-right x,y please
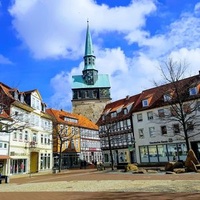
46,108 -> 98,130
98,73 -> 200,122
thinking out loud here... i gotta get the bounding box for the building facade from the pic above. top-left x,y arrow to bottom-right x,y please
97,72 -> 200,166
0,110 -> 11,175
71,22 -> 111,123
97,95 -> 138,167
47,108 -> 102,169
0,83 -> 53,176
132,74 -> 200,164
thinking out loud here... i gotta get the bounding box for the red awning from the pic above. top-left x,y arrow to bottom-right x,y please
0,155 -> 10,160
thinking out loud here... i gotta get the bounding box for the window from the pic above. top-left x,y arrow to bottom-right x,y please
137,113 -> 143,122
13,131 -> 17,140
14,91 -> 18,100
187,122 -> 194,131
183,103 -> 191,114
24,131 -> 28,141
142,99 -> 148,107
170,107 -> 178,117
32,97 -> 36,108
85,90 -> 89,98
65,141 -> 69,148
147,111 -> 153,120
15,111 -> 19,116
20,94 -> 24,103
158,109 -> 165,118
173,124 -> 180,134
161,126 -> 167,135
44,135 -> 48,144
149,127 -> 155,137
189,87 -> 197,96
41,134 -> 44,144
111,112 -> 117,118
104,153 -> 109,162
36,99 -> 40,110
19,130 -> 23,141
124,109 -> 128,114
163,94 -> 171,102
71,139 -> 74,149
138,129 -> 144,138
32,133 -> 37,142
196,101 -> 200,111
75,140 -> 79,149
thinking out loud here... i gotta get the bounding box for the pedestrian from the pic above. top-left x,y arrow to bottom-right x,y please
84,160 -> 87,169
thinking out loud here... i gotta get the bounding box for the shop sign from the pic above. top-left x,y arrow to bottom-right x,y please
89,148 -> 96,151
10,152 -> 28,156
149,140 -> 168,144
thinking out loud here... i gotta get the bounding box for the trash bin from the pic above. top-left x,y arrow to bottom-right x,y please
52,168 -> 58,174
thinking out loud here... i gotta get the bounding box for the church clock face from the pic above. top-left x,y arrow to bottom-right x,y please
100,89 -> 108,97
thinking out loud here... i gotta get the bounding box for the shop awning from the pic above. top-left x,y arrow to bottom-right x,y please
0,155 -> 10,159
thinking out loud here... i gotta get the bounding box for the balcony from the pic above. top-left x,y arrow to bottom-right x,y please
30,141 -> 37,148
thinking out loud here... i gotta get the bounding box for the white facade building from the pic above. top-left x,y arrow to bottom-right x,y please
0,83 -> 53,176
132,73 -> 200,164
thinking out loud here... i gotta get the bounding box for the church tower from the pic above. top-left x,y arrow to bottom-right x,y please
71,21 -> 111,123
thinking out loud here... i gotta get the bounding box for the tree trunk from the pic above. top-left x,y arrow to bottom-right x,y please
107,133 -> 114,170
58,142 -> 62,172
184,130 -> 190,152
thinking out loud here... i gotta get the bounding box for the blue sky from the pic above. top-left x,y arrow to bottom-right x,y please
0,0 -> 200,111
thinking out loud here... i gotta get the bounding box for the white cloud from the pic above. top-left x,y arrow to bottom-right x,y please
194,2 -> 200,16
9,0 -> 156,59
96,47 -> 129,75
0,55 -> 13,64
8,0 -> 200,110
169,48 -> 200,76
49,71 -> 72,111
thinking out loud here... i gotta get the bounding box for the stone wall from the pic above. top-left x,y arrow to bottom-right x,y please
72,99 -> 110,123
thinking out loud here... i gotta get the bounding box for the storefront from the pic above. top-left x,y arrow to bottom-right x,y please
139,142 -> 187,163
102,148 -> 131,166
10,159 -> 27,174
0,155 -> 9,175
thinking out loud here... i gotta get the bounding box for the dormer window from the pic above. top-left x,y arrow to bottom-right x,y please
20,94 -> 24,103
111,112 -> 117,118
142,99 -> 148,107
14,91 -> 18,100
163,94 -> 171,102
64,117 -> 78,123
124,109 -> 128,114
189,87 -> 197,96
41,103 -> 46,112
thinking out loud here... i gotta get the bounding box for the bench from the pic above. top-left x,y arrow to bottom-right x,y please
0,175 -> 9,184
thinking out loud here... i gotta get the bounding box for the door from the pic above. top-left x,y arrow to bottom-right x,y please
30,152 -> 38,173
191,142 -> 200,161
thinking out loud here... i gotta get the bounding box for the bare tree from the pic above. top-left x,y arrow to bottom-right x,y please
154,58 -> 200,152
53,122 -> 77,172
0,104 -> 29,133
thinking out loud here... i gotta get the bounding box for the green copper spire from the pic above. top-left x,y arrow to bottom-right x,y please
83,20 -> 96,71
85,20 -> 94,56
